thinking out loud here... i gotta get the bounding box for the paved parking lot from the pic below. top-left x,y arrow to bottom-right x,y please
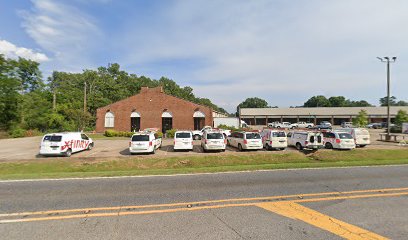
0,129 -> 405,162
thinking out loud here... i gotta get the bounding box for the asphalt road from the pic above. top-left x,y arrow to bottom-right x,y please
1,165 -> 408,239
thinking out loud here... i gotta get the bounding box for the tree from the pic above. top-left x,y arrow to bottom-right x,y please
380,96 -> 397,106
303,95 -> 331,107
395,110 -> 408,127
236,97 -> 269,114
328,96 -> 347,107
347,100 -> 373,107
352,110 -> 368,127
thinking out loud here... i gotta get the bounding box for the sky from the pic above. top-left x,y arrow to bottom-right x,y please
1,0 -> 407,112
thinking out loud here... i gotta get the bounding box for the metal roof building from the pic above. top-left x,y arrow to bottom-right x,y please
239,106 -> 408,126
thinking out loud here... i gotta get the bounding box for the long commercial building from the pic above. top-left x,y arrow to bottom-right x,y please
240,107 -> 408,126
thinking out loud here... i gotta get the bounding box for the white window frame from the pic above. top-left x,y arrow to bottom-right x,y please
105,112 -> 115,128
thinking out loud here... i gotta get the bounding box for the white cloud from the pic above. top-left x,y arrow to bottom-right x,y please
19,0 -> 102,72
121,0 -> 408,111
0,39 -> 49,62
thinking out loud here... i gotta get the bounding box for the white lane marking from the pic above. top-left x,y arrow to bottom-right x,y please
0,164 -> 407,183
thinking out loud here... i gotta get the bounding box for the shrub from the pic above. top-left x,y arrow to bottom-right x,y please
217,124 -> 238,131
9,127 -> 26,138
104,130 -> 133,137
104,130 -> 116,137
390,126 -> 402,133
165,129 -> 177,138
156,131 -> 163,138
24,129 -> 42,137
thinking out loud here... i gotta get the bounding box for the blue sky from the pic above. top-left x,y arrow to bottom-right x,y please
1,0 -> 407,112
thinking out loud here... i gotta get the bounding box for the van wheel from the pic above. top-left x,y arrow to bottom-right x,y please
280,148 -> 285,151
325,143 -> 333,149
296,143 -> 303,150
152,147 -> 156,154
65,149 -> 72,157
87,143 -> 93,150
266,144 -> 272,151
194,135 -> 201,140
359,145 -> 366,148
238,144 -> 243,151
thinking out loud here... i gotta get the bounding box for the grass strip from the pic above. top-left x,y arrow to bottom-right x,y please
0,149 -> 407,180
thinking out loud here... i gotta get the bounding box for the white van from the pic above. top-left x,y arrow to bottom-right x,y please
201,130 -> 226,152
287,131 -> 324,150
260,129 -> 287,150
174,131 -> 193,151
227,131 -> 263,151
39,132 -> 93,157
322,131 -> 356,150
129,131 -> 162,154
335,128 -> 370,147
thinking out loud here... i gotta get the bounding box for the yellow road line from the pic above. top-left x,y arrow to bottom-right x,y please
1,187 -> 407,218
257,201 -> 388,240
1,191 -> 408,224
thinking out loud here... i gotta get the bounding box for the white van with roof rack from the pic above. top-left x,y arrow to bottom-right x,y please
129,130 -> 162,154
39,132 -> 93,157
335,128 -> 370,147
260,129 -> 287,150
322,131 -> 356,150
287,131 -> 324,150
227,131 -> 263,151
201,129 -> 226,152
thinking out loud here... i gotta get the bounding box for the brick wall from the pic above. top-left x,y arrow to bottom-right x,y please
95,86 -> 213,132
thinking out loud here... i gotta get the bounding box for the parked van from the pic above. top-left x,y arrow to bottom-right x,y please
174,131 -> 193,151
201,130 -> 226,152
129,131 -> 162,154
287,131 -> 324,150
227,131 -> 263,151
335,128 -> 370,147
39,132 -> 93,157
322,131 -> 356,150
260,129 -> 287,150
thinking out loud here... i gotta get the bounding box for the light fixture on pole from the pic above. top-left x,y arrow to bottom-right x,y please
377,56 -> 397,141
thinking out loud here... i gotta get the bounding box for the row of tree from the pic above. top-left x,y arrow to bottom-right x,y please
236,95 -> 408,112
0,55 -> 227,135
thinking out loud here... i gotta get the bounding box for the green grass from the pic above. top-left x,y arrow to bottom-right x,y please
0,149 -> 407,180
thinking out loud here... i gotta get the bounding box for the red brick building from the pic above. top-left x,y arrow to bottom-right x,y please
95,86 -> 213,133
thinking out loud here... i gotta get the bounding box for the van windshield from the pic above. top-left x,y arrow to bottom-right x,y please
176,133 -> 191,138
207,133 -> 224,139
43,135 -> 62,142
246,133 -> 261,139
339,133 -> 353,139
272,132 -> 286,137
132,135 -> 150,141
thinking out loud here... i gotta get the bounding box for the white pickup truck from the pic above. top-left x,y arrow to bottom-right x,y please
291,122 -> 314,129
192,126 -> 231,140
274,122 -> 294,129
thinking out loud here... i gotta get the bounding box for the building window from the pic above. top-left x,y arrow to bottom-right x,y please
105,112 -> 114,128
193,111 -> 206,130
162,111 -> 173,134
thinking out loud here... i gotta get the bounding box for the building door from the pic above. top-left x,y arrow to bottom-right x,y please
162,118 -> 173,134
194,117 -> 205,130
131,117 -> 140,132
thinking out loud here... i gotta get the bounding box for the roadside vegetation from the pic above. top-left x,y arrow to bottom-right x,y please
0,149 -> 407,180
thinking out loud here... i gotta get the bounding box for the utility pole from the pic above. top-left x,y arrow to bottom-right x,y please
377,56 -> 397,141
84,81 -> 87,113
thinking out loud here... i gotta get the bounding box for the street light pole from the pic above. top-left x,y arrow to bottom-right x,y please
377,56 -> 397,140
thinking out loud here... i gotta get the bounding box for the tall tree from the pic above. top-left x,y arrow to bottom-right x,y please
395,110 -> 408,127
303,95 -> 331,107
352,110 -> 369,127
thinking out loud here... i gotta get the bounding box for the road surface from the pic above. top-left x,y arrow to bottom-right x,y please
1,165 -> 408,239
